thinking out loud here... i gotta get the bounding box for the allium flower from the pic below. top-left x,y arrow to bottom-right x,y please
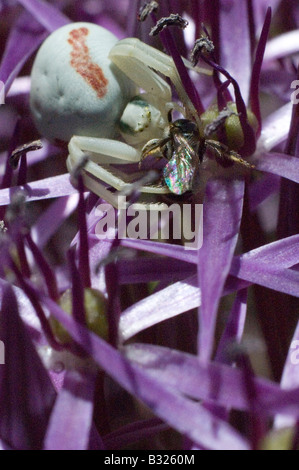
0,0 -> 299,451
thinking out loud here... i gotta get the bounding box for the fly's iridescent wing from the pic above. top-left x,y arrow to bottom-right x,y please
163,132 -> 199,195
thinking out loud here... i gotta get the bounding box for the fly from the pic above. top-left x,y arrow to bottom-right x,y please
141,119 -> 204,195
141,116 -> 254,196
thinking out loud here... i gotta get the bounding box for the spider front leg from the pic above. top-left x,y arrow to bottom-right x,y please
206,139 -> 255,169
67,135 -> 170,208
109,38 -> 202,132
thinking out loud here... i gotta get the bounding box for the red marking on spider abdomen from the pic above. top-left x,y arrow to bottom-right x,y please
68,27 -> 108,99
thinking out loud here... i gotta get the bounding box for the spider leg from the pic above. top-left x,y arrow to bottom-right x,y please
109,38 -> 203,132
206,140 -> 255,169
67,135 -> 170,209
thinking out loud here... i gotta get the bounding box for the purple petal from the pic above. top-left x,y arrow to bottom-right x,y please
40,295 -> 249,450
277,89 -> 299,238
253,0 -> 280,32
44,370 -> 96,451
77,177 -> 91,289
118,257 -> 195,284
0,285 -> 56,449
281,319 -> 299,390
119,275 -> 200,342
257,103 -> 292,152
0,279 -> 43,337
215,289 -> 248,363
31,194 -> 79,249
260,69 -> 296,104
17,0 -> 71,32
104,418 -> 168,450
236,234 -> 299,268
7,75 -> 30,98
198,177 -> 245,361
231,263 -> 299,297
0,11 -> 47,92
119,271 -> 254,343
159,24 -> 204,115
276,320 -> 299,429
219,0 -> 251,104
88,239 -> 113,293
229,234 -> 299,297
254,151 -> 299,183
249,7 -> 272,134
120,238 -> 196,265
264,30 -> 299,62
0,174 -> 77,206
0,439 -> 12,450
25,233 -> 59,301
124,343 -> 292,417
248,173 -> 280,212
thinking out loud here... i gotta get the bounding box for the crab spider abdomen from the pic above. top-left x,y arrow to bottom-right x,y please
30,22 -> 136,143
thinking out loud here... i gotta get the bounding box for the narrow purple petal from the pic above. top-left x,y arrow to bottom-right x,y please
10,260 -> 63,350
277,86 -> 299,238
219,0 -> 252,104
157,17 -> 204,114
215,289 -> 248,363
252,0 -> 280,32
31,194 -> 79,249
276,320 -> 299,430
248,173 -> 280,212
104,418 -> 168,450
0,439 -> 12,450
257,103 -> 292,152
0,174 -> 77,206
17,0 -> 71,32
199,54 -> 256,155
117,235 -> 299,295
120,272 -> 254,343
254,151 -> 299,183
0,285 -> 56,449
0,279 -> 43,337
44,370 -> 96,450
0,12 -> 47,92
231,262 -> 299,297
67,248 -> 86,327
280,322 -> 299,390
17,153 -> 28,186
120,238 -> 196,265
249,7 -> 272,134
198,177 -> 245,361
7,76 -> 30,98
77,177 -> 91,289
118,257 -> 195,284
118,235 -> 299,298
119,275 -> 200,342
237,234 -> 299,268
39,294 -> 249,450
88,239 -> 113,293
26,233 -> 59,301
260,69 -> 296,104
264,30 -> 299,63
124,343 -> 293,417
202,289 -> 248,423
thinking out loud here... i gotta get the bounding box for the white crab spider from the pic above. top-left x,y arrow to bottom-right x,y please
30,22 -> 202,208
